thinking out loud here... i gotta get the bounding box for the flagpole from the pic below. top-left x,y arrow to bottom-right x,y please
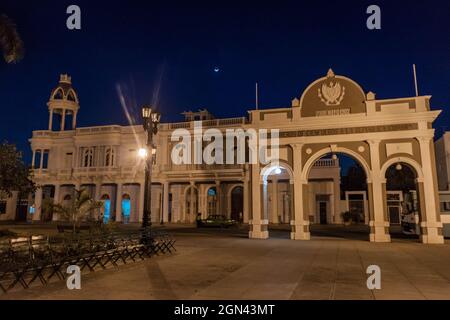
413,64 -> 419,97
255,82 -> 259,110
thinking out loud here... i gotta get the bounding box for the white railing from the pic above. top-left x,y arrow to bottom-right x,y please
76,126 -> 122,135
313,159 -> 338,167
162,163 -> 244,171
159,117 -> 247,131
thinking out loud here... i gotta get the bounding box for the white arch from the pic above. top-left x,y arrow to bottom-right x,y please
380,156 -> 424,181
301,147 -> 372,182
260,161 -> 294,184
66,89 -> 79,103
51,88 -> 64,100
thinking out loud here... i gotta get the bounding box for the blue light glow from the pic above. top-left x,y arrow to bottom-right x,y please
122,199 -> 131,217
103,200 -> 111,223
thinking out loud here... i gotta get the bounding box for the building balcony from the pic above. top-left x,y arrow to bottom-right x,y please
158,117 -> 248,131
162,163 -> 245,172
312,159 -> 339,168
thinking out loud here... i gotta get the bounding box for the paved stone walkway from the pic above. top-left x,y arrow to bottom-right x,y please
2,226 -> 450,300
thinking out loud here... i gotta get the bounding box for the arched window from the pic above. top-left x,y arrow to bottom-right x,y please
52,88 -> 64,100
100,194 -> 111,224
207,187 -> 217,216
105,147 -> 115,167
67,90 -> 77,102
122,194 -> 131,223
83,148 -> 94,167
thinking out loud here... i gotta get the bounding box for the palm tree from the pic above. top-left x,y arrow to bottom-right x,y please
0,14 -> 24,64
52,189 -> 103,233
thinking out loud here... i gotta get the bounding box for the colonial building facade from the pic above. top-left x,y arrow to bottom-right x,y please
435,132 -> 450,236
4,70 -> 445,244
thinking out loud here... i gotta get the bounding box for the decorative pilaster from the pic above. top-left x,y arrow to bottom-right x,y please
163,181 -> 169,223
249,162 -> 268,239
116,183 -> 122,222
367,140 -> 391,242
417,136 -> 444,244
33,187 -> 43,222
291,143 -> 310,240
138,181 -> 145,223
243,176 -> 250,223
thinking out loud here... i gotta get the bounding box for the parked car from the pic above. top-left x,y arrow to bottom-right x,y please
197,215 -> 237,228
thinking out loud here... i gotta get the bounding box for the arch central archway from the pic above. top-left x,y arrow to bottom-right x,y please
302,150 -> 371,240
301,147 -> 372,183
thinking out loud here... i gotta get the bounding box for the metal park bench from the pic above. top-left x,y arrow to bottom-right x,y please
0,229 -> 176,294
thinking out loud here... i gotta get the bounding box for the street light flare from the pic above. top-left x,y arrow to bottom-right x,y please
138,148 -> 148,158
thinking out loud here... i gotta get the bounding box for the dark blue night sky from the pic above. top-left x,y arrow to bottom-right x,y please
1,0 -> 450,163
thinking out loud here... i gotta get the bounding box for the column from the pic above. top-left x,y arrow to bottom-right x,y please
291,143 -> 310,240
115,183 -> 122,222
39,149 -> 44,170
139,182 -> 145,223
95,182 -> 102,201
215,180 -> 221,215
48,109 -> 53,131
190,182 -> 196,222
61,109 -> 66,131
271,176 -> 278,223
249,162 -> 268,239
72,111 -> 77,129
33,187 -> 43,222
417,136 -> 444,244
333,176 -> 340,223
31,150 -> 36,169
162,181 -> 169,223
52,184 -> 60,221
368,140 -> 391,242
243,178 -> 249,223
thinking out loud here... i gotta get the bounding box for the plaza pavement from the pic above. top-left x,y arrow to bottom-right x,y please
1,224 -> 450,300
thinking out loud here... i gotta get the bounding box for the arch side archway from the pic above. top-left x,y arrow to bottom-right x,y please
380,156 -> 424,181
301,147 -> 372,183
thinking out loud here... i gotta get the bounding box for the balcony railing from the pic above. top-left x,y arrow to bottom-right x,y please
163,163 -> 244,171
159,117 -> 247,131
313,159 -> 338,168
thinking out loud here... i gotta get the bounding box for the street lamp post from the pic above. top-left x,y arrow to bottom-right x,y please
141,106 -> 161,230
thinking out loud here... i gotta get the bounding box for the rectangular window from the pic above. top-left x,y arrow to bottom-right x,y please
0,200 -> 7,214
441,201 -> 450,212
42,150 -> 50,169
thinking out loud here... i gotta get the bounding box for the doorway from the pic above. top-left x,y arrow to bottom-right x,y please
319,201 -> 327,224
231,186 -> 243,222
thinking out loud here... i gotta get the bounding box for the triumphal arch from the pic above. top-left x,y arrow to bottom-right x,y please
247,69 -> 444,244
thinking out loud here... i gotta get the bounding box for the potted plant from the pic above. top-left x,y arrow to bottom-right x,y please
341,211 -> 353,226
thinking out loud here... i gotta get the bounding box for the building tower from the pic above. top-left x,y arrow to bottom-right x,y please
47,74 -> 79,131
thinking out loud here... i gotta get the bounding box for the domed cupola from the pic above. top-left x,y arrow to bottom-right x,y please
47,74 -> 80,131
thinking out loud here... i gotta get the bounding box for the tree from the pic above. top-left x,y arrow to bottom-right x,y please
51,189 -> 103,232
0,14 -> 24,64
0,142 -> 35,198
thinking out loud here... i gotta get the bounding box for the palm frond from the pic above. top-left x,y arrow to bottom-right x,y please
0,14 -> 24,63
